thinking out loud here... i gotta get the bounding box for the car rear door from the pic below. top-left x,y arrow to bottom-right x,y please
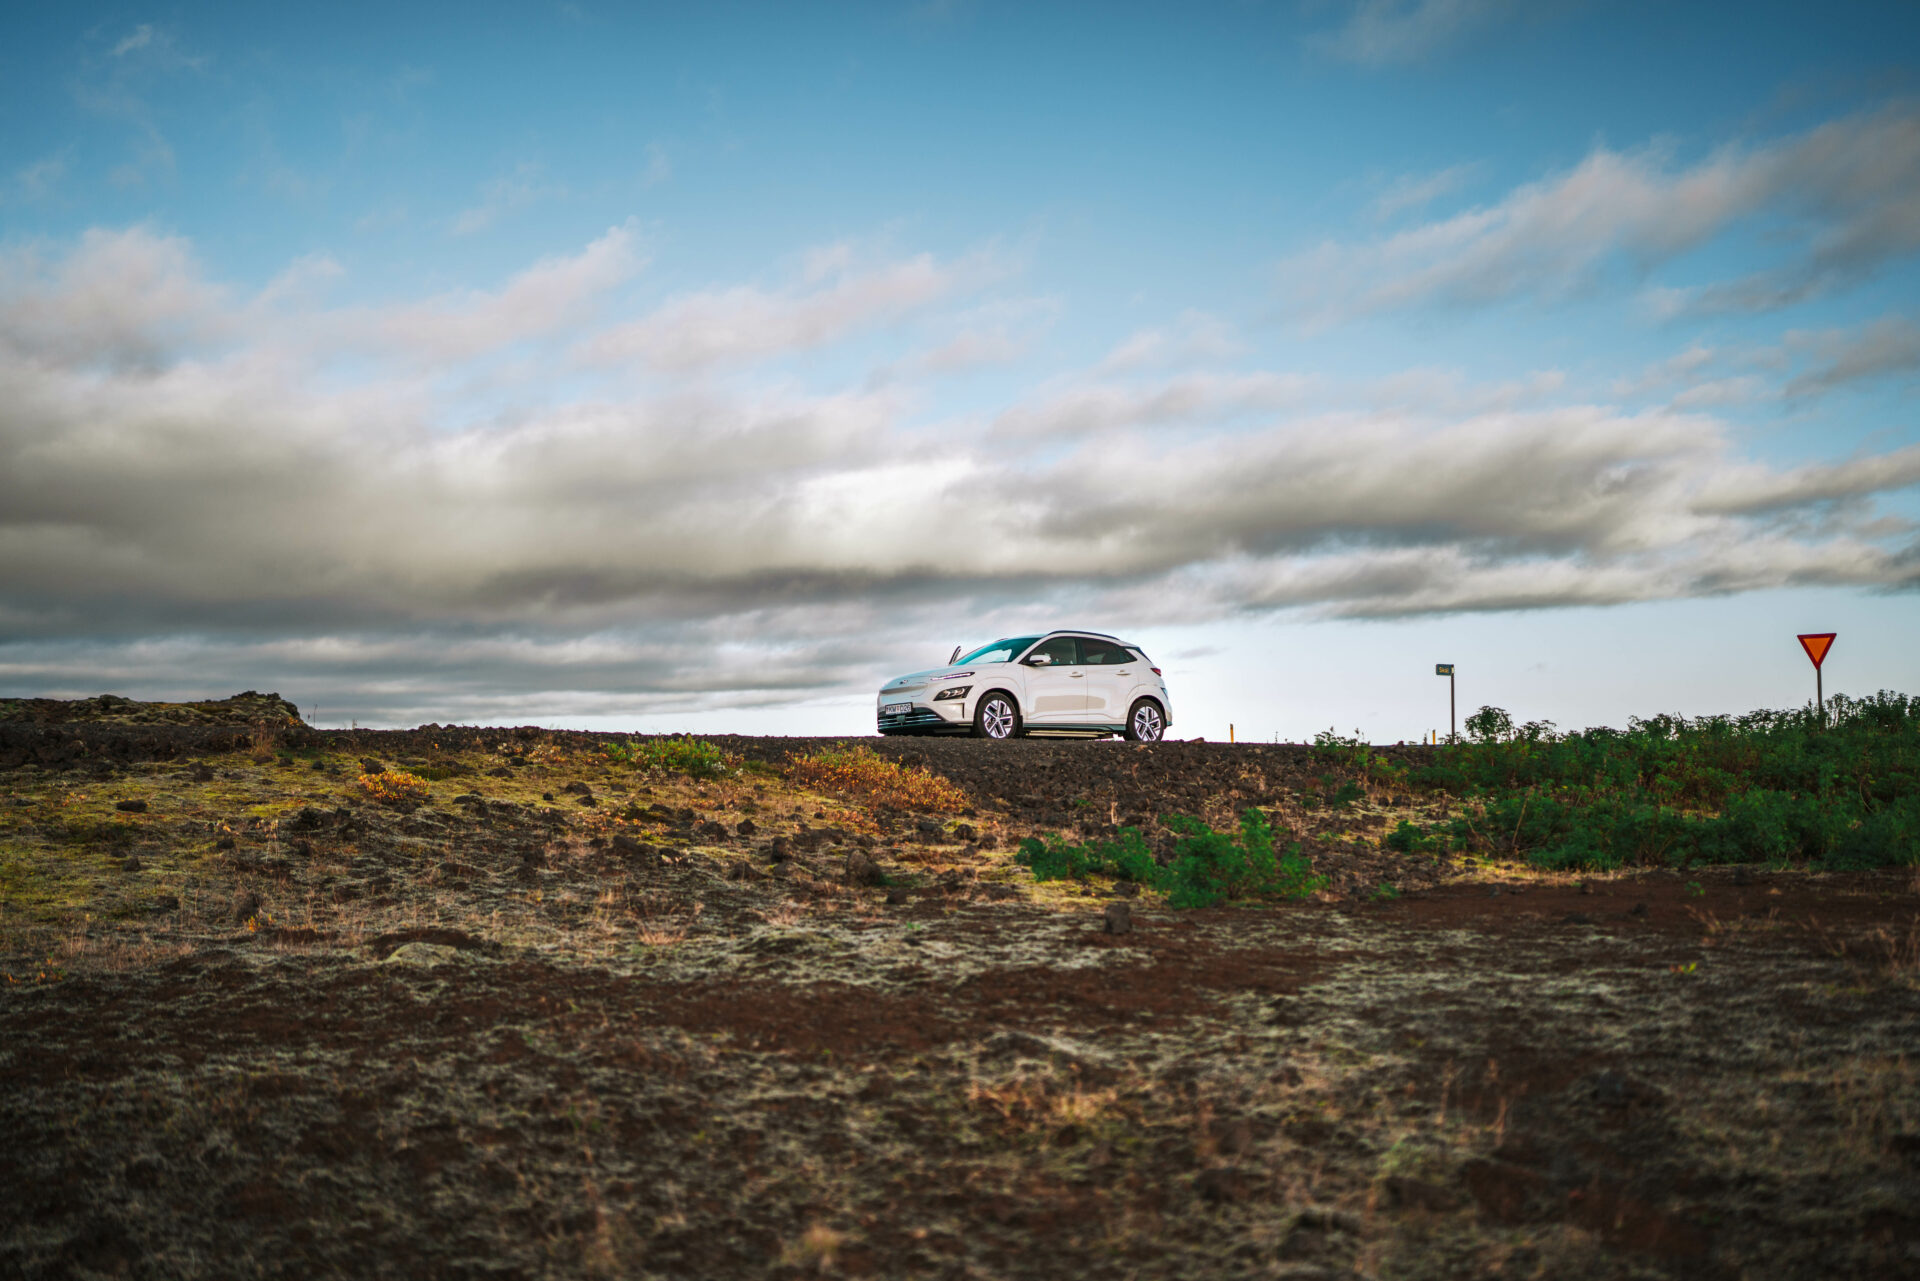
1079,638 -> 1142,727
1021,636 -> 1087,725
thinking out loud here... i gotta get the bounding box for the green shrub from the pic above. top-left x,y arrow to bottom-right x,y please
1018,810 -> 1325,909
600,736 -> 741,780
1384,820 -> 1445,855
1329,781 -> 1365,809
1016,826 -> 1157,884
1407,691 -> 1920,871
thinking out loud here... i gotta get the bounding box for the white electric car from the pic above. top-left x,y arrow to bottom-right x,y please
876,631 -> 1172,741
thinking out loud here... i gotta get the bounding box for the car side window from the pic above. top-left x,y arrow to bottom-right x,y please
1030,636 -> 1082,666
1082,640 -> 1132,666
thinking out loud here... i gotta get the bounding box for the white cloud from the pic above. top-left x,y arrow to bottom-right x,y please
581,248 -> 994,370
355,220 -> 646,361
0,226 -> 229,365
1311,0 -> 1524,67
111,25 -> 155,58
453,163 -> 567,235
5,155 -> 68,204
1096,311 -> 1245,373
992,371 -> 1314,438
1370,163 -> 1477,221
1280,105 -> 1920,324
641,142 -> 672,187
1785,315 -> 1920,397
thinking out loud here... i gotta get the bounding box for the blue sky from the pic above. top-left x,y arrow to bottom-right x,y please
2,1 -> 1917,737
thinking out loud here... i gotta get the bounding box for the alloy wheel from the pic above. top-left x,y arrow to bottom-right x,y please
979,697 -> 1017,739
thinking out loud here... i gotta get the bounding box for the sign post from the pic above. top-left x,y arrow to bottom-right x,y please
1435,664 -> 1455,744
1796,633 -> 1836,724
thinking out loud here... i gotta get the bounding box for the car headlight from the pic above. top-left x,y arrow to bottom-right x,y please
933,686 -> 971,701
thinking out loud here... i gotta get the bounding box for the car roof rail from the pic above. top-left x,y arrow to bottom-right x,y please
1042,629 -> 1127,643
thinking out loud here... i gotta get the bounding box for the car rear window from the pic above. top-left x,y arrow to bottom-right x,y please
1082,639 -> 1134,665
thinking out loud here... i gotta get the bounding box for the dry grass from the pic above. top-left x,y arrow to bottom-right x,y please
358,769 -> 429,805
786,745 -> 970,814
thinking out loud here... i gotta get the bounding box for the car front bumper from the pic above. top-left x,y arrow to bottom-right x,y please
876,696 -> 971,734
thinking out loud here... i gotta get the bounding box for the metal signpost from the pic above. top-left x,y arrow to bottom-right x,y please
1796,633 -> 1836,725
1435,664 -> 1455,744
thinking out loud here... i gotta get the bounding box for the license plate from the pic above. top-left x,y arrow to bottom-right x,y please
882,702 -> 913,716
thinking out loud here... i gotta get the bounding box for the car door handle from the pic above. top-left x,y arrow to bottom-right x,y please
1068,672 -> 1084,678
1115,669 -> 1132,675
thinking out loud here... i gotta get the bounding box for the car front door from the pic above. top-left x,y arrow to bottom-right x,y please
1020,636 -> 1087,725
1079,638 -> 1141,727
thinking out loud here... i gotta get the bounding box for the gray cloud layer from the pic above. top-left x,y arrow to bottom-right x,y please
2,220 -> 1916,721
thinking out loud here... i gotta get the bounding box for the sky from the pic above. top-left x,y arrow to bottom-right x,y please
2,0 -> 1918,740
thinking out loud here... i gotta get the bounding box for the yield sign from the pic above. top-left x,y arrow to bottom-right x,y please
1797,632 -> 1836,669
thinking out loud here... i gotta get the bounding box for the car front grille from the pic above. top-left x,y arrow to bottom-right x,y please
877,708 -> 948,732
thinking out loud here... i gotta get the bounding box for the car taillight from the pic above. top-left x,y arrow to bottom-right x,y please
1151,667 -> 1162,676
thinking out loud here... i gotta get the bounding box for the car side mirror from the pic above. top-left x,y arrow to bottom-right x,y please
1024,653 -> 1053,667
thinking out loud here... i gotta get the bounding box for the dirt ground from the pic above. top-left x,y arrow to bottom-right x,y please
2,719 -> 1918,1279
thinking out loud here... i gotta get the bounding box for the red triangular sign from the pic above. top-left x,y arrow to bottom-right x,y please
1797,633 -> 1836,668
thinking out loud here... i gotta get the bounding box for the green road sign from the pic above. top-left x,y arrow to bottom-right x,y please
1435,664 -> 1454,675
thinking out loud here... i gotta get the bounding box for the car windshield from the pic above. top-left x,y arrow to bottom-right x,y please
954,636 -> 1041,666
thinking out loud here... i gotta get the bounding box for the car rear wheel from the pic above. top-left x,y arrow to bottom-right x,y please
972,692 -> 1021,739
1125,698 -> 1165,742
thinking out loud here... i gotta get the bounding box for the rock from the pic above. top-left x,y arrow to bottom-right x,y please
975,832 -> 998,849
845,849 -> 885,887
114,799 -> 147,813
359,758 -> 385,774
1103,902 -> 1133,935
562,781 -> 592,797
1215,1117 -> 1254,1157
698,819 -> 730,841
1194,1166 -> 1247,1203
885,886 -> 911,905
953,822 -> 977,841
1111,880 -> 1140,898
1630,901 -> 1649,917
118,856 -> 142,873
1293,1204 -> 1363,1233
232,890 -> 261,923
737,818 -> 757,837
214,833 -> 236,851
383,941 -> 463,967
768,836 -> 792,862
487,766 -> 512,778
1380,1176 -> 1462,1212
576,794 -> 597,807
151,894 -> 180,913
286,805 -> 327,831
610,833 -> 641,856
1460,1159 -> 1549,1223
856,833 -> 876,849
916,818 -> 943,836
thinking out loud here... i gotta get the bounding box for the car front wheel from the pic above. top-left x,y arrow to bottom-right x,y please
1125,698 -> 1165,742
972,692 -> 1021,739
